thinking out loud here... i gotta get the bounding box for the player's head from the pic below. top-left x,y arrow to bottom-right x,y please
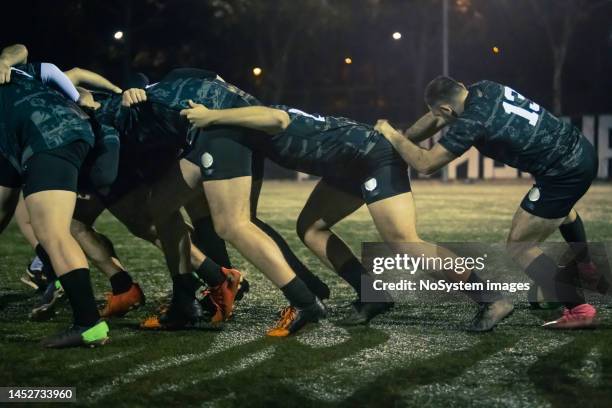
424,76 -> 468,122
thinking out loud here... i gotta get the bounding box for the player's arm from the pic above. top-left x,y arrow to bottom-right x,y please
180,100 -> 290,134
0,44 -> 28,84
404,112 -> 448,143
375,120 -> 456,175
64,67 -> 122,94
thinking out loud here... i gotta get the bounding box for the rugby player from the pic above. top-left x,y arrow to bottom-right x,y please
80,70 -> 330,332
114,70 -> 334,336
178,102 -> 513,332
375,76 -> 598,329
0,44 -> 117,347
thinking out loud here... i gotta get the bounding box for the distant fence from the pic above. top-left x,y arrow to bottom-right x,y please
264,114 -> 612,181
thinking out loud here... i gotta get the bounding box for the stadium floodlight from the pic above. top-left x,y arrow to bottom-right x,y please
344,57 -> 352,64
253,67 -> 262,76
492,46 -> 500,54
114,31 -> 124,40
392,32 -> 402,40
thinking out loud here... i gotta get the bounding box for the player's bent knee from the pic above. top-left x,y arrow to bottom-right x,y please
212,217 -> 250,242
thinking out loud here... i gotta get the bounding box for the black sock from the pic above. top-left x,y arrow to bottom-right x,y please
192,217 -> 232,267
462,272 -> 503,304
195,257 -> 225,287
526,254 -> 585,308
337,257 -> 365,295
559,214 -> 591,263
58,268 -> 100,327
171,273 -> 200,303
254,218 -> 330,299
35,244 -> 57,281
280,277 -> 315,308
109,270 -> 133,295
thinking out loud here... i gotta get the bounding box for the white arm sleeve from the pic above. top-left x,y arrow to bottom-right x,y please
40,63 -> 80,102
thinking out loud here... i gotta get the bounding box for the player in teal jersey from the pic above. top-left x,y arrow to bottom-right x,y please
0,44 -> 114,347
179,102 -> 514,333
376,76 -> 600,329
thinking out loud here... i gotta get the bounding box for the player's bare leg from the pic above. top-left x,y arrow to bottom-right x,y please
15,193 -> 38,248
13,193 -> 52,290
367,191 -> 513,331
25,189 -> 107,346
203,175 -> 325,336
72,192 -> 149,318
296,180 -> 393,325
506,207 -> 595,329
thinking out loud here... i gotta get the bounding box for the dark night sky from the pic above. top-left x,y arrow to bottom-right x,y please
2,0 -> 611,124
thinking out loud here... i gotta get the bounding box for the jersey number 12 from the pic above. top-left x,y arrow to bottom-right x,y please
502,86 -> 540,126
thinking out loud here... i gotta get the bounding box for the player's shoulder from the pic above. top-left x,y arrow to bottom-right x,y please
468,80 -> 504,99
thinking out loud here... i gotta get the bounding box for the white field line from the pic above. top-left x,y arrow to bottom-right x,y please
151,347 -> 276,395
67,347 -> 145,369
284,325 -> 473,403
88,326 -> 263,402
404,334 -> 573,408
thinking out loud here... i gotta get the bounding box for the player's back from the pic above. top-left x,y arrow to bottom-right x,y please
462,80 -> 580,176
262,105 -> 380,178
0,64 -> 92,167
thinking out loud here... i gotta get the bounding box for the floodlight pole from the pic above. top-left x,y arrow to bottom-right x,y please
441,0 -> 449,182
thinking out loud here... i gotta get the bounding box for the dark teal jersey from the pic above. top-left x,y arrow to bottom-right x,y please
262,105 -> 381,178
94,72 -> 260,152
0,63 -> 94,172
439,80 -> 584,177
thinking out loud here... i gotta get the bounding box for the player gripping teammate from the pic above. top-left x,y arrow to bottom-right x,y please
179,102 -> 514,333
375,76 -> 599,329
0,44 -> 116,347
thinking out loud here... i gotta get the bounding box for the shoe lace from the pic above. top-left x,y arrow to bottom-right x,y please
273,306 -> 297,329
209,284 -> 225,309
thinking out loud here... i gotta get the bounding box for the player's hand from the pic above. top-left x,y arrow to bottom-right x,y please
180,100 -> 215,128
77,88 -> 101,110
0,60 -> 11,84
375,119 -> 395,135
122,88 -> 147,107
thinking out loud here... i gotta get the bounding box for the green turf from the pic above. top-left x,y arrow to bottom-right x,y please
1,180 -> 611,407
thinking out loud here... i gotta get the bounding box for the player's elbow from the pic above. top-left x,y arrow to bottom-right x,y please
270,109 -> 291,132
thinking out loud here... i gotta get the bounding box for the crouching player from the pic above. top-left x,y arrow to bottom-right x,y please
0,44 -> 112,347
179,101 -> 513,332
376,76 -> 598,329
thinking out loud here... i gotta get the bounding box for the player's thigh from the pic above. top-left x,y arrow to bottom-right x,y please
202,176 -> 254,241
25,190 -> 78,239
148,159 -> 201,220
296,179 -> 364,237
367,192 -> 419,243
508,206 -> 564,243
184,189 -> 211,221
506,206 -> 565,266
363,164 -> 416,242
22,146 -> 86,238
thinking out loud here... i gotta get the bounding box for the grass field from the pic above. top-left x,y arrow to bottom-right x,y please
1,180 -> 612,407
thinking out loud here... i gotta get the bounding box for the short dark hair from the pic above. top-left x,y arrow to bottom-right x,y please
424,76 -> 463,107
